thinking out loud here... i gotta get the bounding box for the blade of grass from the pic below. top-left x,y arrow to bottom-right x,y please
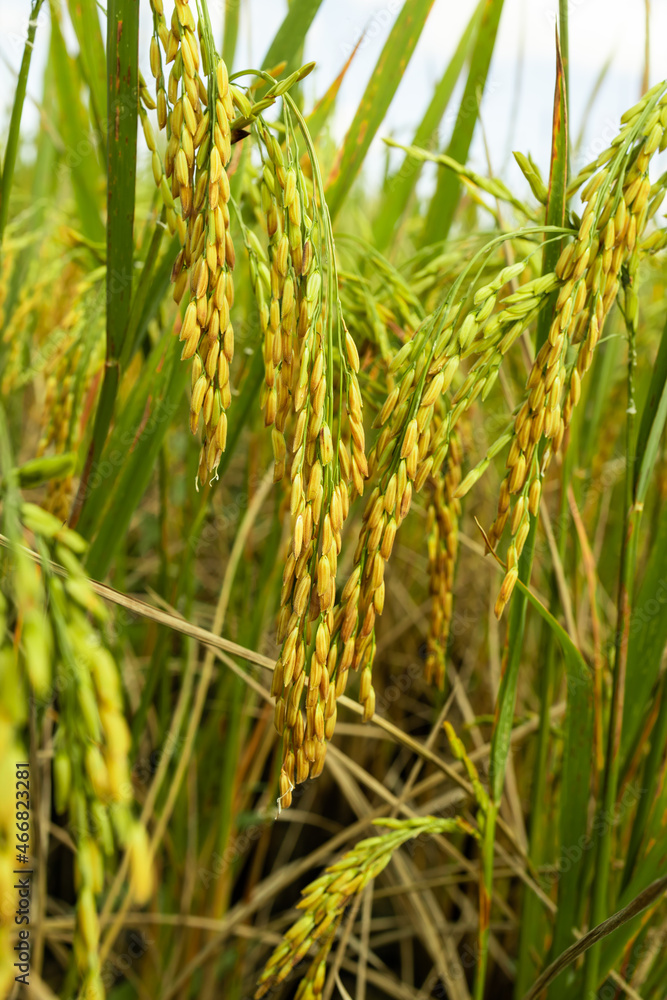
619,312 -> 667,766
421,0 -> 504,246
82,328 -> 186,577
66,0 -> 106,139
622,671 -> 667,888
477,528 -> 534,1000
632,311 -> 667,510
619,498 -> 667,770
572,54 -> 613,162
528,30 -> 579,1000
3,54 -> 58,322
48,2 -> 104,242
373,0 -> 484,251
583,262 -> 642,998
0,0 -> 46,249
593,729 -> 667,985
481,26 -> 568,1000
119,212 -> 174,369
305,36 -> 363,143
222,0 -> 241,69
521,876 -> 667,1000
261,0 -> 324,76
515,573 -> 594,998
71,0 -> 139,531
325,0 -> 436,221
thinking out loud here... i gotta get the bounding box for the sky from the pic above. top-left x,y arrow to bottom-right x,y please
1,0 -> 666,200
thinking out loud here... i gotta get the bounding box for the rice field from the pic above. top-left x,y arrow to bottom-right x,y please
1,1 -> 667,999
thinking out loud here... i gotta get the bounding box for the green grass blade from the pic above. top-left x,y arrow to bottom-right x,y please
622,672 -> 667,886
373,0 -> 484,250
539,39 -> 584,997
66,0 -> 106,138
120,220 -> 175,370
105,0 -> 139,363
616,314 -> 667,766
261,0 -> 324,75
48,3 -> 104,242
325,0 -> 436,222
222,0 -> 240,68
422,0 -> 504,246
513,580 -> 594,996
588,761 -> 667,992
83,331 -> 186,578
305,37 -> 362,143
477,529 -> 535,1000
619,496 -> 667,768
0,0 -> 46,248
521,875 -> 667,1000
633,311 -> 667,506
2,55 -> 58,322
72,0 -> 139,531
511,30 -> 569,1000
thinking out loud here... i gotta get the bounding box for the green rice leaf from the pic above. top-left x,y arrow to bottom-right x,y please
422,0 -> 504,245
66,0 -> 106,139
222,0 -> 241,69
374,0 -> 484,250
0,0 -> 46,246
305,36 -> 363,143
325,0 -> 436,221
47,5 -> 104,243
261,0 -> 324,76
83,328 -> 186,578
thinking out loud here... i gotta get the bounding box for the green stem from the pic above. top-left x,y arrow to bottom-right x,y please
0,0 -> 46,249
477,22 -> 569,995
475,523 -> 537,1000
514,618 -> 557,995
583,273 -> 639,993
70,0 -> 139,531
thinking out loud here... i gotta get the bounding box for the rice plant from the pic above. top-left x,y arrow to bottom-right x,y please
1,1 -> 667,999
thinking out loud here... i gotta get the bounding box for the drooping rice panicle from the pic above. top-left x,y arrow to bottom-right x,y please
255,815 -> 475,998
487,82 -> 667,616
425,426 -> 462,689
